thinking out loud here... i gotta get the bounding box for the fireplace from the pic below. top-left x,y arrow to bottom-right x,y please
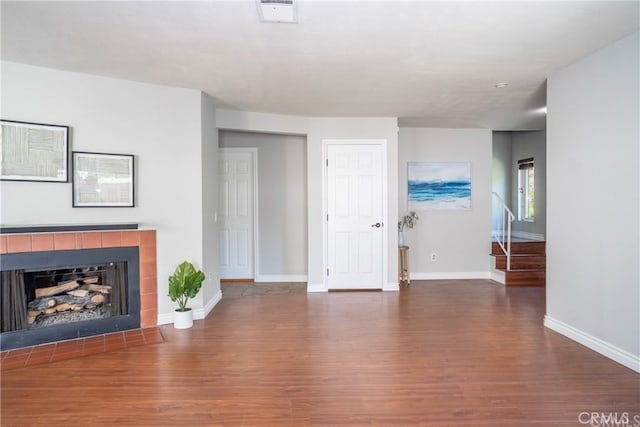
1,247 -> 140,350
0,226 -> 157,351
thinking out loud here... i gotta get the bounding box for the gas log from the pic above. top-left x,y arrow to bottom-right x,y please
81,284 -> 112,294
34,280 -> 79,298
27,293 -> 108,325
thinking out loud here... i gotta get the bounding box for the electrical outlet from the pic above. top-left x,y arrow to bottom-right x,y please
430,253 -> 437,262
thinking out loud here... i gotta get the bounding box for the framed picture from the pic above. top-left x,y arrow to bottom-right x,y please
72,151 -> 135,207
408,162 -> 472,210
0,120 -> 69,182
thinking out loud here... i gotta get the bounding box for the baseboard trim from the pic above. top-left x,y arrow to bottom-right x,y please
383,281 -> 400,291
255,274 -> 308,283
544,315 -> 640,373
307,282 -> 327,293
410,272 -> 491,280
156,289 -> 223,325
202,289 -> 223,318
157,312 -> 173,325
491,271 -> 506,284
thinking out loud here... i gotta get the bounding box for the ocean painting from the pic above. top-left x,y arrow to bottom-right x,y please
408,162 -> 471,210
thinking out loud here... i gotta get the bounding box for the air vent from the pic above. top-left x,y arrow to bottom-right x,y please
257,0 -> 297,23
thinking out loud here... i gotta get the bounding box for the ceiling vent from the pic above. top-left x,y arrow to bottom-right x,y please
257,0 -> 297,23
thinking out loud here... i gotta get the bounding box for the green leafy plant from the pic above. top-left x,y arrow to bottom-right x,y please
398,211 -> 419,232
168,261 -> 205,312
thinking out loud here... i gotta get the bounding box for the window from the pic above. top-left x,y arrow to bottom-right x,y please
518,158 -> 534,221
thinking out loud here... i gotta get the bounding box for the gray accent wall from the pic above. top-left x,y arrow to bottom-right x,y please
398,128 -> 493,278
546,31 -> 639,370
491,130 -> 546,239
219,130 -> 308,280
511,130 -> 546,238
492,131 -> 512,234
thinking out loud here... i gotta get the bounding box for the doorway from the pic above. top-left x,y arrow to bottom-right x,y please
218,131 -> 308,282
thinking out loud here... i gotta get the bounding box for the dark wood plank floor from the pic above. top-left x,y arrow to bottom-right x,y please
2,280 -> 638,426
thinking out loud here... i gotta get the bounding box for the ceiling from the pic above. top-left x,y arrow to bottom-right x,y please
2,1 -> 639,130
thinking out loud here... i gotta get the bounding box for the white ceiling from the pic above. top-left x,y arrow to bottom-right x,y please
2,1 -> 639,130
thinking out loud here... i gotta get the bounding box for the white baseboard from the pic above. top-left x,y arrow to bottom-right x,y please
202,289 -> 222,318
383,281 -> 400,291
410,272 -> 491,280
491,270 -> 506,284
157,312 -> 173,325
157,310 -> 206,325
308,282 -> 397,292
156,289 -> 223,325
307,282 -> 327,293
255,274 -> 308,283
544,315 -> 640,373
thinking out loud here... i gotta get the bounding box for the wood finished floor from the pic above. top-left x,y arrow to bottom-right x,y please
2,280 -> 638,426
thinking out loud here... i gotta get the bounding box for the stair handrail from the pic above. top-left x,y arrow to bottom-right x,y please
492,192 -> 515,270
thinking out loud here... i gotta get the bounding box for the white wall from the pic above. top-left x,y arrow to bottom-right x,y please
398,128 -> 493,278
0,62 -> 212,321
219,130 -> 307,281
546,32 -> 639,372
217,111 -> 400,290
511,130 -> 546,239
200,93 -> 221,314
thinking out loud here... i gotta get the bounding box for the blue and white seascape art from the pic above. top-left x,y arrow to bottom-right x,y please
408,162 -> 472,210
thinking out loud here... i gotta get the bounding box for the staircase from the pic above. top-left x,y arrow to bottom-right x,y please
491,240 -> 546,287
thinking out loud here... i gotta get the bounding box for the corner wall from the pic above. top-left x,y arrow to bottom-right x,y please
546,32 -> 639,372
1,62 -> 211,322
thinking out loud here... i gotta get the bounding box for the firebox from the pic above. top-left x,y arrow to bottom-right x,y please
1,247 -> 140,350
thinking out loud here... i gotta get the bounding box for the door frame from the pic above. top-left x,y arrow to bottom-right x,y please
219,147 -> 259,280
322,139 -> 388,291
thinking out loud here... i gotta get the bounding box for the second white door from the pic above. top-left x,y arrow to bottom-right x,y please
219,149 -> 255,280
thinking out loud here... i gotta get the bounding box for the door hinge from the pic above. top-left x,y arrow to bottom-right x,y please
326,159 -> 328,167
326,268 -> 329,277
326,214 -> 329,221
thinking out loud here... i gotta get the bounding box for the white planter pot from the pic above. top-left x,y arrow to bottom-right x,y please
173,308 -> 193,329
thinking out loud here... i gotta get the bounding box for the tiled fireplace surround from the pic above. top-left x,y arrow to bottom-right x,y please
0,228 -> 158,330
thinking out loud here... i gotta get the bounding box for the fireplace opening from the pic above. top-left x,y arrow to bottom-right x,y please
1,247 -> 140,350
21,262 -> 128,329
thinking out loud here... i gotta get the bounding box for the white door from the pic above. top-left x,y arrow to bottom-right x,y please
326,144 -> 384,290
219,149 -> 255,279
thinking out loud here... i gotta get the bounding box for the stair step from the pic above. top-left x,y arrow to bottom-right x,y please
491,241 -> 545,255
504,269 -> 546,287
494,254 -> 546,270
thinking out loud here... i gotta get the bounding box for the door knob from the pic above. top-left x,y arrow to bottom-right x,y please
371,222 -> 382,228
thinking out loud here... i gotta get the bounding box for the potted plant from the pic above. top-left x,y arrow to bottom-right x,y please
398,211 -> 419,246
168,261 -> 205,329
